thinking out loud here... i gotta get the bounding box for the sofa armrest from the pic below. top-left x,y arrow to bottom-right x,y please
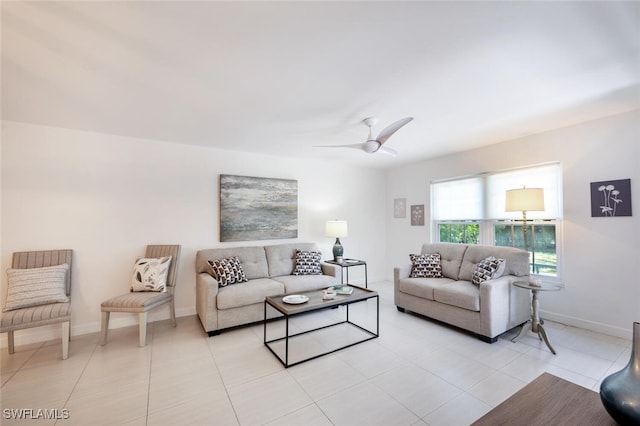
479,274 -> 528,337
195,272 -> 219,332
394,265 -> 412,285
321,262 -> 340,279
394,265 -> 412,308
479,274 -> 512,302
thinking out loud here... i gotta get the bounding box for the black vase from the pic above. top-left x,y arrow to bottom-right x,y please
600,321 -> 640,426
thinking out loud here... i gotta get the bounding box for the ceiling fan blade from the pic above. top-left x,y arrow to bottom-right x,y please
378,146 -> 398,157
314,143 -> 368,151
376,117 -> 414,145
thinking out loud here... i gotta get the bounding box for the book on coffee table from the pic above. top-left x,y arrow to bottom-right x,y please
329,285 -> 354,295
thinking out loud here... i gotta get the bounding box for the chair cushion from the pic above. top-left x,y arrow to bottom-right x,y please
130,256 -> 171,292
3,264 -> 70,312
292,250 -> 322,275
1,302 -> 71,331
101,292 -> 171,312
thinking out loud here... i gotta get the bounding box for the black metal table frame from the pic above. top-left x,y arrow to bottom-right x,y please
263,293 -> 379,368
325,259 -> 368,288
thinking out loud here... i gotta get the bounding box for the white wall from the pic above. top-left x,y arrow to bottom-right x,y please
385,110 -> 640,339
1,121 -> 386,346
3,111 -> 639,345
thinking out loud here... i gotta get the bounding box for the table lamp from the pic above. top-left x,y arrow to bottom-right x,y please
325,220 -> 348,262
505,187 -> 545,253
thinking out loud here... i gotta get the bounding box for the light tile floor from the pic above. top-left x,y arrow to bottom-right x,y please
0,282 -> 631,425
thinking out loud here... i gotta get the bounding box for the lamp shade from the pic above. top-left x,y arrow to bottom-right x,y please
505,188 -> 545,212
325,220 -> 348,238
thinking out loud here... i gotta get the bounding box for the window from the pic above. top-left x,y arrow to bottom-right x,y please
431,163 -> 562,278
494,223 -> 557,275
439,222 -> 480,244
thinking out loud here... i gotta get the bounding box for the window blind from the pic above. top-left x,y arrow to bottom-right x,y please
431,177 -> 483,220
432,162 -> 562,221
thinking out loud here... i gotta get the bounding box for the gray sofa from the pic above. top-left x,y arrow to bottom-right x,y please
394,243 -> 531,342
196,242 -> 340,335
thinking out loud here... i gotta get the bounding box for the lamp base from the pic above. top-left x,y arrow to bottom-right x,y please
332,238 -> 343,261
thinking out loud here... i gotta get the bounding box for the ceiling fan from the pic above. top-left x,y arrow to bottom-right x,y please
316,117 -> 414,157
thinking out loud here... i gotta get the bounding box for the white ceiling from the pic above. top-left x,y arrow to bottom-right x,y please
2,1 -> 639,168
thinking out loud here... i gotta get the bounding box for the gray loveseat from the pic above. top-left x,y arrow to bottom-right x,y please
394,243 -> 531,342
196,242 -> 340,335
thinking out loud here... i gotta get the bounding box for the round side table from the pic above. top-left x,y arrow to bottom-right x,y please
512,281 -> 561,354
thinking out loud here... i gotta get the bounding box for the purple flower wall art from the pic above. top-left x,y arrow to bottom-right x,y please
590,179 -> 632,217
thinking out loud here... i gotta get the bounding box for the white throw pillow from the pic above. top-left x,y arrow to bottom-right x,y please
3,264 -> 70,312
130,256 -> 172,292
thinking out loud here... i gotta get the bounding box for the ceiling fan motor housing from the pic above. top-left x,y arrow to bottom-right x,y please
363,140 -> 381,153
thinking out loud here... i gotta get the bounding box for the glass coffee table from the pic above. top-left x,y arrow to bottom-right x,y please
264,285 -> 379,368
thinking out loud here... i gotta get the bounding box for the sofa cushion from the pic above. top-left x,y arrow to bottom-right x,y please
265,242 -> 319,277
409,253 -> 442,278
471,256 -> 506,285
420,243 -> 468,279
198,246 -> 268,280
398,277 -> 455,301
208,257 -> 248,287
130,256 -> 171,292
216,278 -> 284,310
293,250 -> 322,275
433,280 -> 480,311
459,245 -> 529,281
272,274 -> 338,294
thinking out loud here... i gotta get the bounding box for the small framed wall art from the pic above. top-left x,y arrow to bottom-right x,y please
411,204 -> 425,226
590,178 -> 632,217
394,198 -> 406,218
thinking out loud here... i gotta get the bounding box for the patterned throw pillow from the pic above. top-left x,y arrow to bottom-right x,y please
293,250 -> 322,275
130,256 -> 172,292
471,256 -> 506,285
3,264 -> 70,312
409,253 -> 442,278
207,256 -> 248,287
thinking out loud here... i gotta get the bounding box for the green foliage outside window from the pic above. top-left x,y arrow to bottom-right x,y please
438,222 -> 557,276
438,223 -> 480,244
494,223 -> 557,276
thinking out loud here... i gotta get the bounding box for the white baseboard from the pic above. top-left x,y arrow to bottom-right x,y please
0,307 -> 197,349
3,306 -> 631,349
540,309 -> 633,340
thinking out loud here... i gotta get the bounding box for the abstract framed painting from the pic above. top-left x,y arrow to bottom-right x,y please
220,174 -> 298,241
590,178 -> 632,217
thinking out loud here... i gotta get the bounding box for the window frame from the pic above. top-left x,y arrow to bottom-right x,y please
431,163 -> 563,283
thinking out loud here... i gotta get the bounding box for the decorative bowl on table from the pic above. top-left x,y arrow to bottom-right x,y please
322,290 -> 337,300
